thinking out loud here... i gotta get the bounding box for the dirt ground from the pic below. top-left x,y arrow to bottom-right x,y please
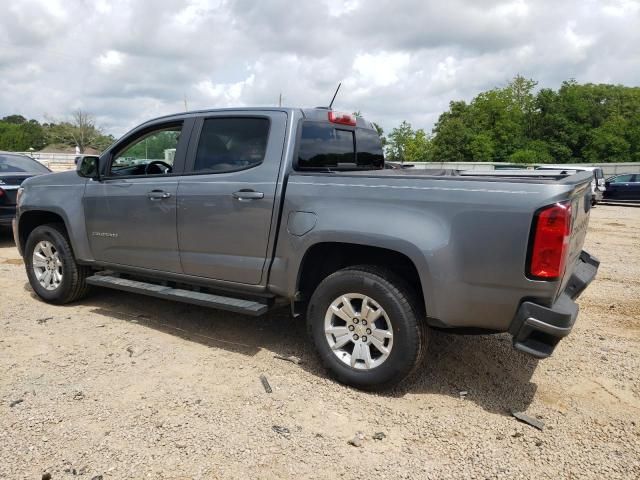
1,205 -> 639,480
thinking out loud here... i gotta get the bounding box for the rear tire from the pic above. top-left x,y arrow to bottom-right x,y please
25,223 -> 92,304
307,265 -> 428,390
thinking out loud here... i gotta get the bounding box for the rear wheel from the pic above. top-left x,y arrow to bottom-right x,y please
307,265 -> 428,390
25,224 -> 92,304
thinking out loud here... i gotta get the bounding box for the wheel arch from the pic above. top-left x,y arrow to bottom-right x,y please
18,209 -> 73,255
293,241 -> 432,319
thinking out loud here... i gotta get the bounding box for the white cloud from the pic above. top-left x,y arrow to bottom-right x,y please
601,0 -> 640,17
94,50 -> 125,72
352,52 -> 411,87
0,0 -> 638,137
564,22 -> 596,58
195,74 -> 256,106
327,0 -> 360,17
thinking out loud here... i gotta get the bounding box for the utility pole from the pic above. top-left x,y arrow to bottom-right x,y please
278,93 -> 282,107
184,93 -> 189,112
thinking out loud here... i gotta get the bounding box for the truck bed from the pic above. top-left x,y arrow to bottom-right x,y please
279,169 -> 593,331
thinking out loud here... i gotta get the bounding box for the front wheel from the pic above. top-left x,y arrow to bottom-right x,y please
24,224 -> 92,304
307,266 -> 428,390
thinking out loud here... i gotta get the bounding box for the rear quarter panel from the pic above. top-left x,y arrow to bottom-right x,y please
270,173 -> 590,331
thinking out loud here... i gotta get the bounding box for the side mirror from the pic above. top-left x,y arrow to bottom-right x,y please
76,155 -> 100,180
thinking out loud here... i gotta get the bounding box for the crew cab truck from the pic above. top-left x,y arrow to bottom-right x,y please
13,107 -> 599,390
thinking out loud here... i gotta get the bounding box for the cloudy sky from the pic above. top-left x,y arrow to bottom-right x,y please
1,0 -> 639,136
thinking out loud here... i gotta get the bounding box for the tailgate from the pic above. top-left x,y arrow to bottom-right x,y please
558,177 -> 593,296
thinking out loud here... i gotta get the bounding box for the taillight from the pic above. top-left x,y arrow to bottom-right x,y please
328,111 -> 356,126
0,187 -> 4,197
528,201 -> 572,279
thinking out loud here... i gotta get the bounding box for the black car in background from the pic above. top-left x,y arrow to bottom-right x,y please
604,173 -> 640,201
0,153 -> 51,227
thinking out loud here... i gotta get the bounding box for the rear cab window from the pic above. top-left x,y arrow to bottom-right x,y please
296,122 -> 384,171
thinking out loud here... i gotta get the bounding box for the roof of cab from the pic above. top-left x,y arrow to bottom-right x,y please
138,107 -> 374,129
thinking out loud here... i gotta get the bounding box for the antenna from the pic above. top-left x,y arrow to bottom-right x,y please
328,82 -> 341,110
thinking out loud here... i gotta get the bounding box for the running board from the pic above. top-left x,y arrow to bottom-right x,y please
86,275 -> 269,316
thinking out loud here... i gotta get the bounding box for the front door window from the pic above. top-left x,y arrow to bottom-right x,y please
110,126 -> 182,176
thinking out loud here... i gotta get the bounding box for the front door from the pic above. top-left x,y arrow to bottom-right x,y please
177,112 -> 287,284
84,120 -> 191,273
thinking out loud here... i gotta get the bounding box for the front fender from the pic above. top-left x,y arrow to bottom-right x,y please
18,173 -> 93,262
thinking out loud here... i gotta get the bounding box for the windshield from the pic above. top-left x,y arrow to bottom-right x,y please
0,154 -> 50,174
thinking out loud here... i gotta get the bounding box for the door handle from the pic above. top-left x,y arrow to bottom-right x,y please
147,190 -> 172,200
232,190 -> 264,201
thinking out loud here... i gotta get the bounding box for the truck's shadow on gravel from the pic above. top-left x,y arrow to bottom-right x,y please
25,283 -> 538,416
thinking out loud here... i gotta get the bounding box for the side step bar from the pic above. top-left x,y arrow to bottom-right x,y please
86,274 -> 269,316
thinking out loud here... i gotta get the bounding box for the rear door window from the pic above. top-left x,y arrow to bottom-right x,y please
192,117 -> 270,173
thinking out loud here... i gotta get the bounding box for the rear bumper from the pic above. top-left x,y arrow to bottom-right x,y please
509,251 -> 599,359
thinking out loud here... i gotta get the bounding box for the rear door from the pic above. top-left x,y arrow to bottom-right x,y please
84,119 -> 193,272
176,112 -> 287,284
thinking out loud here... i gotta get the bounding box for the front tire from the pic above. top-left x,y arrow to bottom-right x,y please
307,265 -> 428,390
25,224 -> 92,304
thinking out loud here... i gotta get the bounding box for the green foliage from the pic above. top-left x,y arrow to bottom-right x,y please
431,76 -> 640,163
0,117 -> 47,151
45,110 -> 108,153
509,140 -> 553,164
0,110 -> 112,153
121,130 -> 180,160
2,114 -> 27,125
386,121 -> 432,162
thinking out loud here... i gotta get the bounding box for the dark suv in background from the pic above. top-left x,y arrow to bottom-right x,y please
0,152 -> 51,227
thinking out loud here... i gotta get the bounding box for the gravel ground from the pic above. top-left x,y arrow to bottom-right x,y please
1,205 -> 639,479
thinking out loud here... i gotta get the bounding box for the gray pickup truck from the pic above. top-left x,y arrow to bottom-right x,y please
12,107 -> 599,389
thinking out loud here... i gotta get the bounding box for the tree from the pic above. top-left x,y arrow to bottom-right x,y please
431,101 -> 472,162
583,115 -> 631,163
386,121 -> 414,161
429,76 -> 640,163
0,116 -> 46,151
68,110 -> 100,153
404,128 -> 432,162
468,133 -> 494,161
385,121 -> 432,162
2,114 -> 27,125
46,110 -> 109,153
